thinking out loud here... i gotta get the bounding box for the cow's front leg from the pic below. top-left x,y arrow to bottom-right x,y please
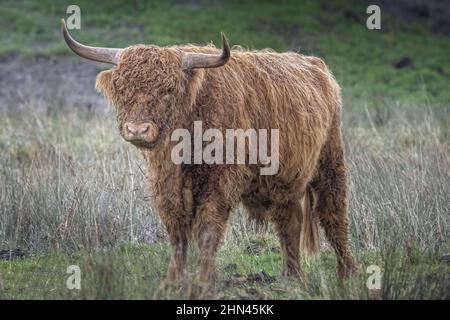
192,200 -> 230,284
165,220 -> 190,283
158,174 -> 194,284
156,215 -> 191,295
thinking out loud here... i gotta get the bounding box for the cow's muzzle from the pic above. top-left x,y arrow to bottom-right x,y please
122,122 -> 159,146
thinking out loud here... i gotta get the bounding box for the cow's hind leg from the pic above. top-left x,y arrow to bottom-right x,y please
311,128 -> 356,278
272,202 -> 303,277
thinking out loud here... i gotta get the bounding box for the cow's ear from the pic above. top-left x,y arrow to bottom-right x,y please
95,71 -> 118,108
95,70 -> 113,94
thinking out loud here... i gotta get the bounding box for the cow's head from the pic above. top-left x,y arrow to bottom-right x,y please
61,19 -> 230,149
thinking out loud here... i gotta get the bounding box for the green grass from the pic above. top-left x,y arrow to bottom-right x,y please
1,0 -> 450,105
1,241 -> 448,299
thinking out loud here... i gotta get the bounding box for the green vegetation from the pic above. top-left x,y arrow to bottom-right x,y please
1,241 -> 448,299
0,0 -> 449,299
1,0 -> 450,105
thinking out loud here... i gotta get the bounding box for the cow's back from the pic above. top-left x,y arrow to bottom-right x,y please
193,47 -> 341,184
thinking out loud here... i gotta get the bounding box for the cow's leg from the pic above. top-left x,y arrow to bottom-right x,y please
158,175 -> 193,284
317,198 -> 355,278
272,202 -> 302,277
311,127 -> 356,278
192,200 -> 230,284
165,220 -> 190,283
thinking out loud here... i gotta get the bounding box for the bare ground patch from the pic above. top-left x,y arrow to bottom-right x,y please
0,53 -> 108,112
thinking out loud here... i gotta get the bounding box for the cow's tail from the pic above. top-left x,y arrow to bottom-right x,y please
299,186 -> 320,255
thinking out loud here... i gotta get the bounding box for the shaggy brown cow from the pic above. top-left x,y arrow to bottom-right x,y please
61,19 -> 356,283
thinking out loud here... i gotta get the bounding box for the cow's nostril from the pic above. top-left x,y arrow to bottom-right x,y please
139,125 -> 149,134
125,123 -> 138,135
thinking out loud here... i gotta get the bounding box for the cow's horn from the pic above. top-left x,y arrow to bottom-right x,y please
181,33 -> 230,70
61,19 -> 122,65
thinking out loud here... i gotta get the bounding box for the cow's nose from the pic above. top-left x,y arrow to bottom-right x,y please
123,122 -> 157,143
125,123 -> 149,135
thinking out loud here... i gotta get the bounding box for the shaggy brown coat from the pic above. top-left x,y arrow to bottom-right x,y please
95,44 -> 356,283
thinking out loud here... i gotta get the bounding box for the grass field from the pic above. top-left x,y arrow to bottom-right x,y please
0,0 -> 449,299
1,107 -> 448,299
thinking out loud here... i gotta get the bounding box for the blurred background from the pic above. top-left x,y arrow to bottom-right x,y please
0,0 -> 449,299
1,0 -> 449,111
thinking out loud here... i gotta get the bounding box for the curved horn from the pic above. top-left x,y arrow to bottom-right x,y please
181,32 -> 230,70
61,19 -> 122,65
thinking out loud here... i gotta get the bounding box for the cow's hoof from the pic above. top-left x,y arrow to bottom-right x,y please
282,268 -> 304,280
338,261 -> 358,279
188,280 -> 216,299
